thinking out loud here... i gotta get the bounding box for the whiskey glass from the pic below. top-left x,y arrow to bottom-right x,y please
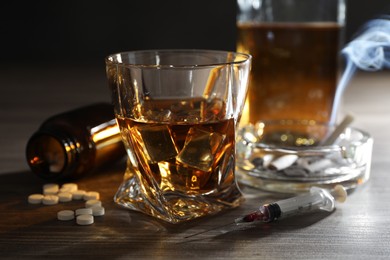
105,50 -> 251,223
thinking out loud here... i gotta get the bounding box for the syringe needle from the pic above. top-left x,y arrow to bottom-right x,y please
185,212 -> 264,239
184,222 -> 235,239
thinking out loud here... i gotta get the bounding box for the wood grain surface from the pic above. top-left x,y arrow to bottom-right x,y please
1,65 -> 390,259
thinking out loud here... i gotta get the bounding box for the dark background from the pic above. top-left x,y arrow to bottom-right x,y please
1,0 -> 390,65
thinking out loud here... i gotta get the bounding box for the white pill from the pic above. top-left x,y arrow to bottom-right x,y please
43,189 -> 58,195
91,205 -> 105,216
75,208 -> 93,216
28,194 -> 44,204
72,190 -> 86,200
58,192 -> 73,202
57,210 -> 75,221
62,183 -> 78,189
42,195 -> 59,205
84,191 -> 100,201
85,199 -> 102,208
43,183 -> 59,195
43,183 -> 59,189
268,155 -> 298,171
60,183 -> 78,193
76,214 -> 94,225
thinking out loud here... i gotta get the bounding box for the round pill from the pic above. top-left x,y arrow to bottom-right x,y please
57,210 -> 75,221
43,183 -> 59,195
84,191 -> 100,201
76,214 -> 94,225
42,195 -> 59,205
72,190 -> 86,200
91,205 -> 105,217
43,183 -> 59,190
85,199 -> 102,208
58,192 -> 73,202
75,208 -> 93,216
28,194 -> 44,204
60,183 -> 78,193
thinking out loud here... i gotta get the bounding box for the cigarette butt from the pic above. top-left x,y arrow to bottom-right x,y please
268,154 -> 298,171
304,158 -> 333,173
249,154 -> 274,169
262,154 -> 274,168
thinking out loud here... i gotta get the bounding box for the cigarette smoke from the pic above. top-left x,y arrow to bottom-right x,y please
331,16 -> 390,123
343,16 -> 390,71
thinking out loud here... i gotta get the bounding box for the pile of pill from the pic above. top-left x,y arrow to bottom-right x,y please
28,183 -> 105,225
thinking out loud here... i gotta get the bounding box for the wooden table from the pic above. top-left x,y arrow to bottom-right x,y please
1,64 -> 390,259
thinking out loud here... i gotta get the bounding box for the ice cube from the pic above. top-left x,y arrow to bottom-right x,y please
175,162 -> 217,192
170,100 -> 197,113
201,98 -> 226,121
157,109 -> 172,122
177,127 -> 225,172
170,99 -> 202,123
143,108 -> 173,122
133,124 -> 178,163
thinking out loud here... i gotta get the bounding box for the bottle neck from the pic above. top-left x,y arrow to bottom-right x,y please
26,130 -> 79,180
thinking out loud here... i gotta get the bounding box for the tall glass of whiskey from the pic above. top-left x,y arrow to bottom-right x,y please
237,0 -> 346,125
105,50 -> 251,223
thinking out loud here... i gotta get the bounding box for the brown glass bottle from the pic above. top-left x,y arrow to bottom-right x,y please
26,103 -> 125,180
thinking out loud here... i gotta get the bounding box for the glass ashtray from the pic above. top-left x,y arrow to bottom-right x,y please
236,120 -> 373,194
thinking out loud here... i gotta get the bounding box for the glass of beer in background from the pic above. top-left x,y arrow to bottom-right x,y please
237,0 -> 346,125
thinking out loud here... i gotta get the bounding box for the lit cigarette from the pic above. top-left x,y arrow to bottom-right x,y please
322,114 -> 354,145
268,154 -> 298,171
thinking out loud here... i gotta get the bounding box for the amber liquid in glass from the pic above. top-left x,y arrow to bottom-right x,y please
237,22 -> 341,124
116,98 -> 236,194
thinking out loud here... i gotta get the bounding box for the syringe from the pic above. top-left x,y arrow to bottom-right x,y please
185,185 -> 347,238
234,185 -> 347,224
